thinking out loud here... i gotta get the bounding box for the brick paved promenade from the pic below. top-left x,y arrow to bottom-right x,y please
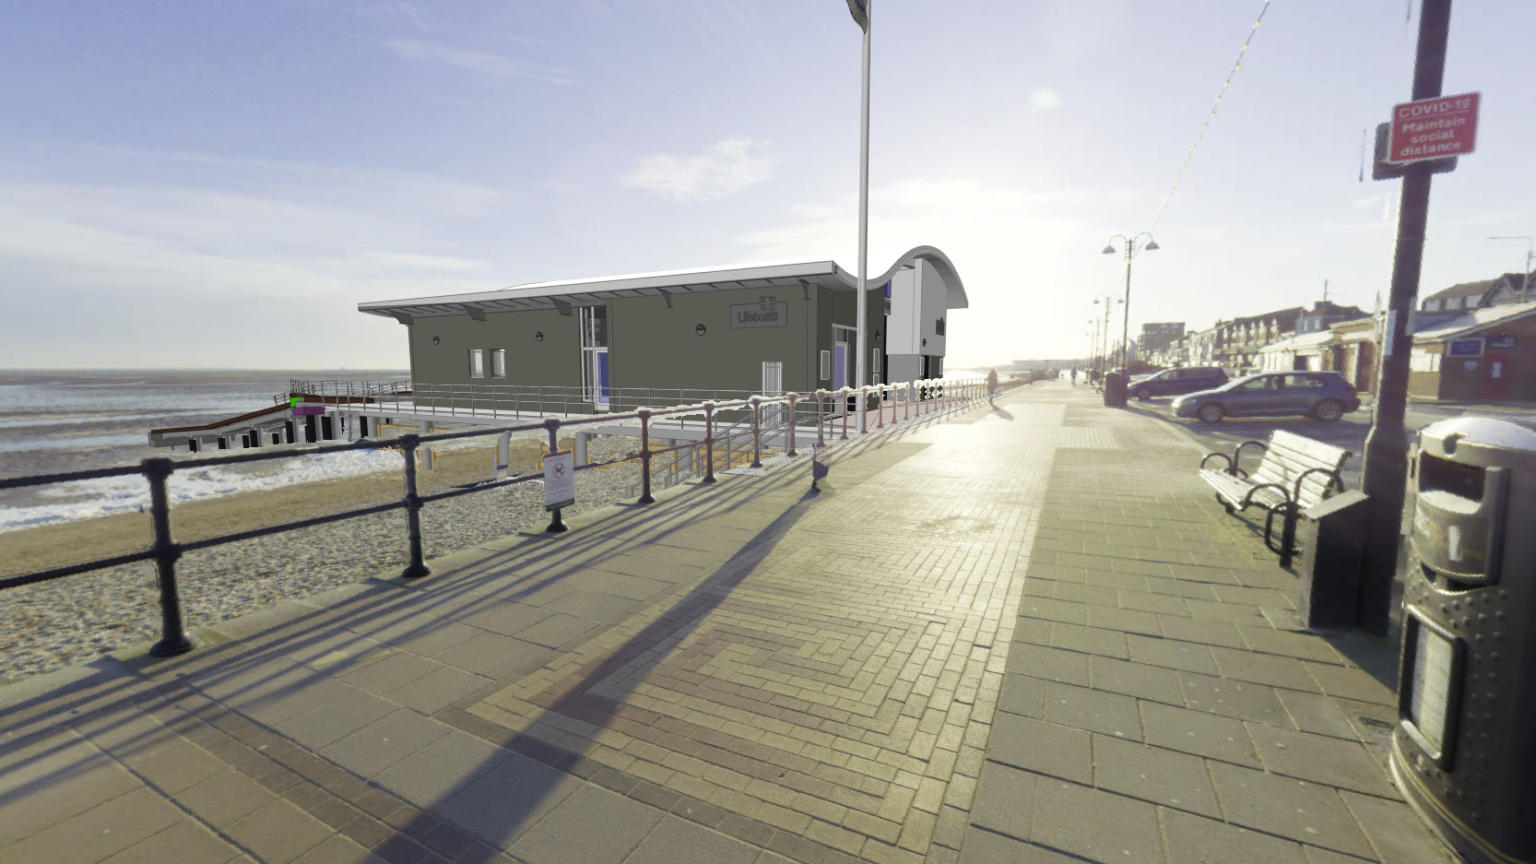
0,383 -> 1451,863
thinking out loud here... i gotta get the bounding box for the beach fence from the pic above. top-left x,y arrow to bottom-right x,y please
0,378 -> 982,661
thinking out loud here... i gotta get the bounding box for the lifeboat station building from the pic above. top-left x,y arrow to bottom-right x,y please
355,246 -> 967,415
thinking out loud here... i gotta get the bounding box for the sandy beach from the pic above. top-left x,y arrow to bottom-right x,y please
0,435 -> 645,682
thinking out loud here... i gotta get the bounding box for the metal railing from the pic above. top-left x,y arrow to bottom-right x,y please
1,378 -> 982,660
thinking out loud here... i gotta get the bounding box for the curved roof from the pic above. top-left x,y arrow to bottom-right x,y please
358,248 -> 966,321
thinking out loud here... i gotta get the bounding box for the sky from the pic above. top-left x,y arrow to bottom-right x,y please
0,0 -> 1532,371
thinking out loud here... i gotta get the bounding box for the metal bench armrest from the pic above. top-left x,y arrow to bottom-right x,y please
1232,440 -> 1268,478
1292,466 -> 1345,503
1199,452 -> 1234,473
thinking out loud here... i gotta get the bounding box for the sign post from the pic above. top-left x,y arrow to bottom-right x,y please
544,450 -> 574,533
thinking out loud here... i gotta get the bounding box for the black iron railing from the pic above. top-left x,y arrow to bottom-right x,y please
1,379 -> 981,660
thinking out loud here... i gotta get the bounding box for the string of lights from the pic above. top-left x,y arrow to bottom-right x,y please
1146,0 -> 1273,232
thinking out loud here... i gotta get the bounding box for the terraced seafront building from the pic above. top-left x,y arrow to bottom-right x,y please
356,247 -> 967,413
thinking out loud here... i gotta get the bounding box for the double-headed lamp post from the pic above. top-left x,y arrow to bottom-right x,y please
1101,233 -> 1160,374
1091,295 -> 1121,381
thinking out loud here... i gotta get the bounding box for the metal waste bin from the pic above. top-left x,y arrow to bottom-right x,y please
1296,490 -> 1369,629
1102,371 -> 1127,408
1391,417 -> 1536,864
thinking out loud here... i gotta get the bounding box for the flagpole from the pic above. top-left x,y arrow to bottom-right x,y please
855,0 -> 871,431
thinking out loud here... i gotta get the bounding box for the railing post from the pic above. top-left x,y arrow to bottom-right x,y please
877,385 -> 886,429
786,394 -> 798,457
750,397 -> 763,468
858,387 -> 868,435
142,458 -> 192,658
638,410 -> 654,504
840,388 -> 849,440
703,403 -> 717,483
544,418 -> 567,533
400,435 -> 430,578
816,390 -> 826,448
905,381 -> 912,421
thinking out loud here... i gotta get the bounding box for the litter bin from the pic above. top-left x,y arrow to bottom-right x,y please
1391,417 -> 1536,864
1102,372 -> 1127,408
1296,490 -> 1369,629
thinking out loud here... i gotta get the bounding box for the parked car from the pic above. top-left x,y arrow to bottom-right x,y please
1172,371 -> 1361,423
1127,366 -> 1229,401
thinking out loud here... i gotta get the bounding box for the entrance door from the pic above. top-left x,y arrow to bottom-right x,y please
1484,356 -> 1510,400
832,326 -> 854,392
579,306 -> 610,411
761,361 -> 784,427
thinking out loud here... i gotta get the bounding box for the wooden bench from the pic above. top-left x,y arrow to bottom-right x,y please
1198,430 -> 1352,567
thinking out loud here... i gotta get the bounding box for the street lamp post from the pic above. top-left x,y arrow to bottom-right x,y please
1102,234 -> 1160,374
1488,235 -> 1535,300
847,0 -> 872,430
1091,295 -> 1121,383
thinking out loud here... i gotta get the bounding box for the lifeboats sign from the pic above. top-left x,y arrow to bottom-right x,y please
731,299 -> 789,329
1387,92 -> 1479,164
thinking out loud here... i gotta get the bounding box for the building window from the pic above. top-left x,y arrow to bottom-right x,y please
819,350 -> 831,381
492,349 -> 506,378
469,348 -> 486,379
935,317 -> 946,336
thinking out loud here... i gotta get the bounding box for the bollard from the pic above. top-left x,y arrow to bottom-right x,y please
703,403 -> 716,483
751,397 -> 763,468
400,435 -> 430,578
786,393 -> 798,457
638,410 -> 654,504
143,458 -> 192,657
544,418 -> 567,533
816,390 -> 826,448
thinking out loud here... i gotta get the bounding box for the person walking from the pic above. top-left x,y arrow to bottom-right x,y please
986,368 -> 999,404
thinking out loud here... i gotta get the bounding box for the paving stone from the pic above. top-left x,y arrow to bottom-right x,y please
1139,701 -> 1260,767
1304,662 -> 1396,706
375,730 -> 509,806
0,787 -> 183,864
1028,776 -> 1162,862
994,674 -> 1045,719
1088,655 -> 1184,705
957,827 -> 1081,864
1092,734 -> 1221,818
1125,633 -> 1219,675
339,652 -> 442,695
623,814 -> 758,864
1040,681 -> 1140,739
1159,806 -> 1309,864
322,708 -> 453,776
181,770 -> 280,828
509,784 -> 661,863
1116,589 -> 1191,616
0,743 -> 144,845
1337,790 -> 1453,864
225,799 -> 332,864
435,751 -> 584,848
1006,644 -> 1089,686
280,687 -> 399,751
387,666 -> 489,715
968,760 -> 1036,840
1274,689 -> 1359,741
543,590 -> 641,624
1206,762 -> 1374,858
99,819 -> 243,864
985,714 -> 1091,784
1245,724 -> 1395,798
1045,622 -> 1129,658
1157,617 -> 1247,649
1236,625 -> 1346,665
1179,671 -> 1292,728
1086,605 -> 1163,637
1209,647 -> 1320,692
289,835 -> 389,864
1017,597 -> 1087,626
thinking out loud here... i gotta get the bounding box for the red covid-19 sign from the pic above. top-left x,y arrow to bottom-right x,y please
1387,92 -> 1480,164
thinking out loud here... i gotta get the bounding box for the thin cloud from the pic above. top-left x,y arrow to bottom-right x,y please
622,138 -> 776,202
380,39 -> 572,85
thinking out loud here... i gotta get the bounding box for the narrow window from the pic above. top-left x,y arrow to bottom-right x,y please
819,350 -> 831,381
469,348 -> 485,379
492,348 -> 506,378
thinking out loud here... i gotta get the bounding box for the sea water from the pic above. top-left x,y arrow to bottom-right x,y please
0,369 -> 410,533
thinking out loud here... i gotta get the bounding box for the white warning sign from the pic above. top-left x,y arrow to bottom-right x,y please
544,451 -> 575,511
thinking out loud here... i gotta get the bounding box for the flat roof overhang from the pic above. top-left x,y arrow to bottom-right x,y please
358,246 -> 967,323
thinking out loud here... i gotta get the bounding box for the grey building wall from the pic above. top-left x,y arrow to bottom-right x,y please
814,284 -> 887,388
406,307 -> 582,389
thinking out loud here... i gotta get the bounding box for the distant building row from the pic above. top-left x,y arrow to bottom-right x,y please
1137,272 -> 1535,403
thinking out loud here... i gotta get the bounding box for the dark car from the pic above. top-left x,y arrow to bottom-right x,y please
1127,366 -> 1228,401
1172,371 -> 1361,423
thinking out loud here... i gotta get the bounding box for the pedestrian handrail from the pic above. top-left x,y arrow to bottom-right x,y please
0,377 -> 982,661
